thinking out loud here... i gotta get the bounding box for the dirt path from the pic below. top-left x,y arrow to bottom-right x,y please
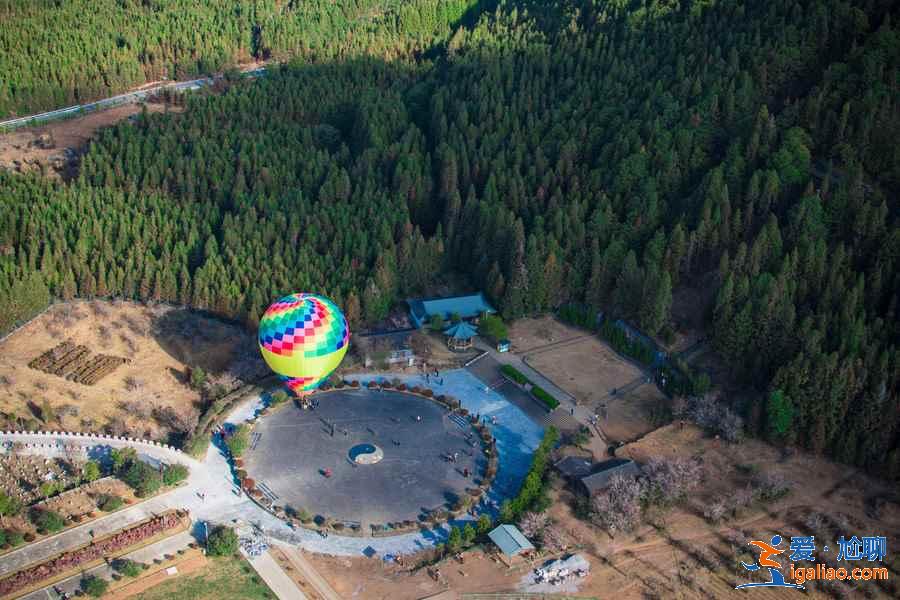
275,544 -> 343,600
248,549 -> 311,600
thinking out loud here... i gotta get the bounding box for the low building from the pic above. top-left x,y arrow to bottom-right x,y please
579,458 -> 641,496
407,293 -> 496,328
356,330 -> 417,368
553,455 -> 595,480
554,455 -> 641,496
443,321 -> 478,351
488,524 -> 534,564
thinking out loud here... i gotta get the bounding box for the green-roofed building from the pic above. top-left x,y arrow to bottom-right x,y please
488,524 -> 535,561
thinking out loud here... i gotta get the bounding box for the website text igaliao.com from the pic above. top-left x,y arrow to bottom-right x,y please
789,563 -> 889,585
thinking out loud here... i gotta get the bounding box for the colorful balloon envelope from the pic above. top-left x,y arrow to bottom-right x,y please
258,293 -> 350,396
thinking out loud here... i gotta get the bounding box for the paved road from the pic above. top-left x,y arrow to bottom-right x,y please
249,550 -> 309,600
0,65 -> 269,131
473,340 -> 593,437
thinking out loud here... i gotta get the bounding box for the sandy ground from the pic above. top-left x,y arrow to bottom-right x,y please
309,548 -> 533,599
0,300 -> 259,441
524,334 -> 667,443
526,336 -> 642,403
506,316 -> 586,353
0,103 -> 177,180
269,547 -> 327,600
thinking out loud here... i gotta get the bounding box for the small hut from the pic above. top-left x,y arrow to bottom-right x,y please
488,524 -> 535,566
443,321 -> 478,351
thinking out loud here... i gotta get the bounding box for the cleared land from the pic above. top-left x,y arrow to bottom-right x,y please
516,322 -> 667,443
506,315 -> 586,353
0,300 -> 264,442
128,554 -> 275,600
0,102 -> 178,180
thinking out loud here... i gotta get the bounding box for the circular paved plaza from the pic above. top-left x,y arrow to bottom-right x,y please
242,388 -> 484,526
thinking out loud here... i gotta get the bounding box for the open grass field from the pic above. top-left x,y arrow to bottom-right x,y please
128,554 -> 275,600
0,300 -> 264,442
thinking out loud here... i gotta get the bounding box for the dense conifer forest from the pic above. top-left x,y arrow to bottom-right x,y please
0,0 -> 897,475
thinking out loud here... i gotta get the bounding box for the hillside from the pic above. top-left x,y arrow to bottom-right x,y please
0,0 -> 897,476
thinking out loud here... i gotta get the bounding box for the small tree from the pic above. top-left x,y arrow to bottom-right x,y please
429,313 -> 445,332
450,312 -> 462,324
226,424 -> 251,457
206,525 -> 238,556
81,575 -> 108,597
476,513 -> 493,537
766,389 -> 793,441
31,508 -> 65,534
540,525 -> 566,553
110,447 -> 137,473
162,464 -> 189,486
0,491 -> 22,526
591,474 -> 643,536
189,367 -> 207,390
121,460 -> 163,497
113,558 -> 142,577
82,460 -> 101,482
518,511 -> 548,538
462,523 -> 477,546
98,494 -> 124,512
269,390 -> 289,406
478,314 -> 508,343
39,481 -> 59,499
446,526 -> 462,552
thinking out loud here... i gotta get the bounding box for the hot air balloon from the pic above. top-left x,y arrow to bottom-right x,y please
258,293 -> 350,396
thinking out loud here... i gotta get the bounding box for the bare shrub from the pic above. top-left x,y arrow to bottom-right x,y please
58,404 -> 80,418
591,474 -> 643,535
703,498 -> 728,523
118,400 -> 151,419
123,376 -> 143,392
540,525 -> 566,553
679,394 -> 743,442
0,375 -> 11,387
519,512 -> 548,538
642,457 -> 703,507
151,406 -> 191,432
105,417 -> 128,436
752,472 -> 792,501
34,381 -> 48,392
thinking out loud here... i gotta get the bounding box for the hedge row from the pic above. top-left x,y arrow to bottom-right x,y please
499,365 -> 559,410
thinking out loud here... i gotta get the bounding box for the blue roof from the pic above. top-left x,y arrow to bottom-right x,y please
443,321 -> 478,340
488,524 -> 534,556
407,293 -> 496,327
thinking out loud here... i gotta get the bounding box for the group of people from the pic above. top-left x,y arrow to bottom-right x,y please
240,533 -> 269,558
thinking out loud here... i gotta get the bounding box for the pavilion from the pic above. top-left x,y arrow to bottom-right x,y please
443,321 -> 478,351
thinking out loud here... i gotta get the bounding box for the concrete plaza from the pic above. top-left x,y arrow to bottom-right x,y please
242,389 -> 483,526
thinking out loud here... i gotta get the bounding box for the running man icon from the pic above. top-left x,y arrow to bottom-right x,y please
735,535 -> 805,589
